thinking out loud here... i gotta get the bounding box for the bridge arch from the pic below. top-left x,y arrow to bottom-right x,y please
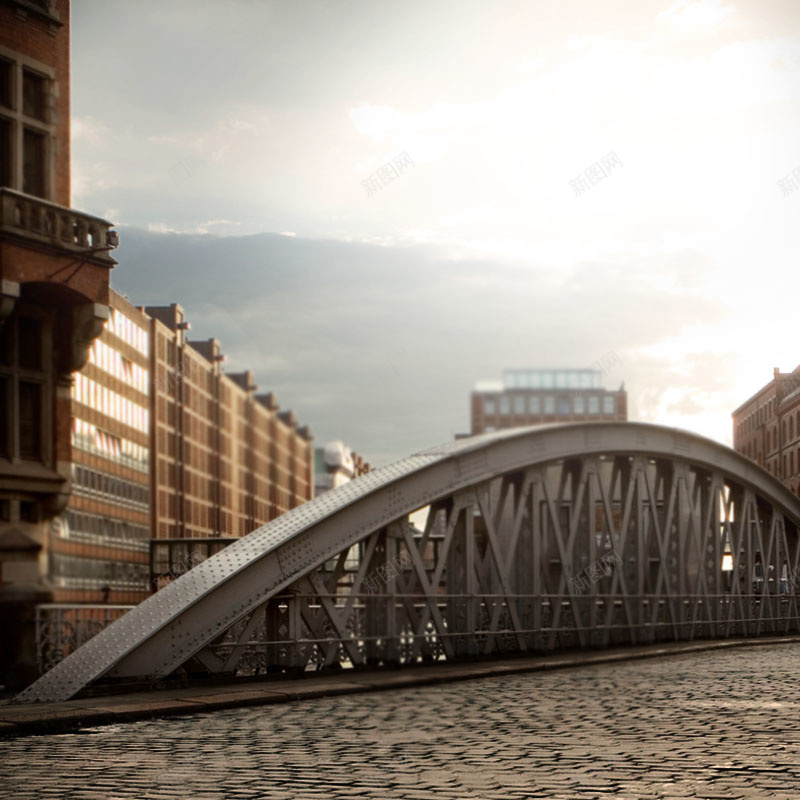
17,422 -> 800,703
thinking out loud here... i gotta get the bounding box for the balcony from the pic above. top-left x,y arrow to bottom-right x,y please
0,188 -> 118,267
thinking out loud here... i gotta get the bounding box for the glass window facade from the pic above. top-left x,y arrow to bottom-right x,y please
588,396 -> 600,414
106,309 -> 149,356
51,552 -> 149,590
62,509 -> 149,546
603,396 -> 615,414
574,396 -> 585,413
499,396 -> 510,415
528,395 -> 541,414
513,395 -> 525,414
544,395 -> 555,414
72,418 -> 148,472
72,374 -> 149,433
88,339 -> 148,395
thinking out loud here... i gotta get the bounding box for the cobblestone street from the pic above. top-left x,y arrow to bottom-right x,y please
3,644 -> 800,799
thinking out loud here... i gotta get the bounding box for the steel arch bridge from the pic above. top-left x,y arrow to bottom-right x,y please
17,422 -> 800,704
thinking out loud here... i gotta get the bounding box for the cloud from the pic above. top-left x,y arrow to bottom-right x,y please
109,228 -> 740,464
657,0 -> 736,31
72,116 -> 111,146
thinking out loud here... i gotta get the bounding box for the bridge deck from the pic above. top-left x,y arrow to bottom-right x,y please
2,635 -> 799,738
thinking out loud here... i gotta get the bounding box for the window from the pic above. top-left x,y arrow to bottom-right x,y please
603,396 -> 615,414
544,395 -> 555,414
558,397 -> 570,415
18,381 -> 42,458
0,53 -> 53,198
22,70 -> 46,121
23,128 -> 45,197
528,395 -> 541,414
588,396 -> 600,414
513,395 -> 525,414
574,396 -> 585,414
0,307 -> 51,463
499,396 -> 510,415
484,397 -> 496,415
0,59 -> 11,109
0,118 -> 10,188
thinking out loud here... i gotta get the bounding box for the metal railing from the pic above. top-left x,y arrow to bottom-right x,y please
35,604 -> 134,674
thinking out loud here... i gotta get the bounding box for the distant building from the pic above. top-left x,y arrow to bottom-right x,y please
732,366 -> 800,495
314,441 -> 370,496
144,304 -> 314,590
471,368 -> 627,435
55,289 -> 151,607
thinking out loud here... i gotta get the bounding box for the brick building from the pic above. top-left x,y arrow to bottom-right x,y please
471,368 -> 627,435
732,366 -> 800,495
28,298 -> 315,679
144,304 -> 313,589
0,0 -> 119,686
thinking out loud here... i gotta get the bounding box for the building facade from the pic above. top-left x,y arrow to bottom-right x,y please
471,368 -> 628,435
54,288 -> 150,606
145,306 -> 314,589
732,366 -> 800,495
0,0 -> 118,687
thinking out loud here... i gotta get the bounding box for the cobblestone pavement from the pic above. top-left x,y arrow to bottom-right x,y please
3,644 -> 800,799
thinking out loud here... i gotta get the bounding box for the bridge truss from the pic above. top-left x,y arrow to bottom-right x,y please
17,423 -> 800,703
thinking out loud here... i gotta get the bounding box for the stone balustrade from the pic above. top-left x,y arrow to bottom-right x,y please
0,188 -> 118,266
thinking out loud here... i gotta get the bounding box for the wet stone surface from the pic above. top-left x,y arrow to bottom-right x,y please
2,644 -> 800,799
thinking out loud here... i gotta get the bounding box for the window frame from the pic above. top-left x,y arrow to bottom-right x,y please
0,44 -> 56,200
0,302 -> 53,465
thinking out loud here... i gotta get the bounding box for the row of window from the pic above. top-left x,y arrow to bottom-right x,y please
72,418 -> 149,472
71,464 -> 149,511
51,553 -> 150,589
88,338 -> 148,395
484,393 -> 616,416
737,409 -> 800,460
61,509 -> 150,547
738,399 -> 776,438
503,370 -> 604,390
105,308 -> 149,357
72,374 -> 149,433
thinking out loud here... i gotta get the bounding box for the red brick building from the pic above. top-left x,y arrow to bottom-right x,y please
733,366 -> 800,495
0,0 -> 117,686
143,303 -> 314,590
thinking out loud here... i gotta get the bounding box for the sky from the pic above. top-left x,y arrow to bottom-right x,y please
70,0 -> 800,466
